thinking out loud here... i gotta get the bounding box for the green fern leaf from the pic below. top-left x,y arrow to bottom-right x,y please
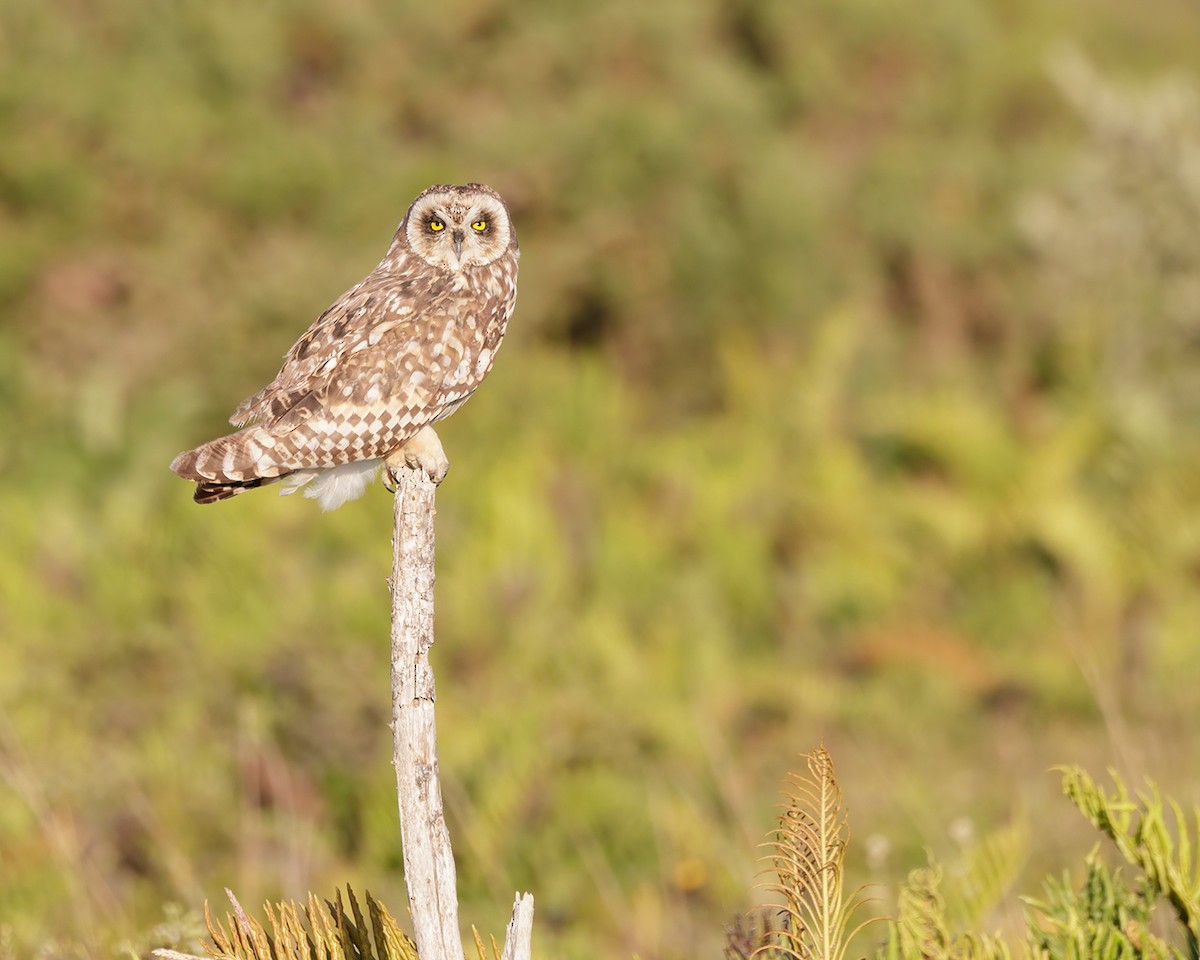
943,822 -> 1029,931
887,863 -> 951,960
1024,847 -> 1178,960
1058,766 -> 1200,955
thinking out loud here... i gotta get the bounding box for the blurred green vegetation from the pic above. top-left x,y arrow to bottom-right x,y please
2,0 -> 1200,957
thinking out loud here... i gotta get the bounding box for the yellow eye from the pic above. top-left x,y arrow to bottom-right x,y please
471,219 -> 487,232
428,219 -> 445,232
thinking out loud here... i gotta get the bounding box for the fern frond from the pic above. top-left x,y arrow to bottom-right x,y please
203,888 -> 274,959
878,860 -> 1016,960
943,822 -> 1029,930
1024,847 -> 1177,960
307,891 -> 345,960
196,887 -> 416,960
1059,766 -> 1200,954
953,931 -> 1014,960
366,889 -> 418,960
759,744 -> 880,960
472,926 -> 490,960
885,863 -> 951,960
468,924 -> 505,960
725,909 -> 774,960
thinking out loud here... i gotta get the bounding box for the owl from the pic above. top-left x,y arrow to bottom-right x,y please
170,183 -> 519,510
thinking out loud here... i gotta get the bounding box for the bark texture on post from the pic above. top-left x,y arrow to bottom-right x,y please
390,467 -> 464,960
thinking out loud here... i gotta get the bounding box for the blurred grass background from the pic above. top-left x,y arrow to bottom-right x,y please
2,0 -> 1200,956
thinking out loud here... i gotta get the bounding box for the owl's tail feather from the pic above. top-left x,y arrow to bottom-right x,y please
193,476 -> 285,504
170,429 -> 290,505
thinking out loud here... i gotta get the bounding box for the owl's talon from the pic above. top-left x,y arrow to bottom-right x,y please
385,425 -> 450,488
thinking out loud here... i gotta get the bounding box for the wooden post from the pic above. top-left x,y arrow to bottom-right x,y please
389,465 -> 534,960
390,467 -> 464,959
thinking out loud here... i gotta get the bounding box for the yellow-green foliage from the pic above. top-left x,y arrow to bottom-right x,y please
879,864 -> 1014,960
194,752 -> 1200,960
1053,768 -> 1200,956
745,750 -> 1199,960
3,1 -> 1200,958
1026,851 -> 1171,960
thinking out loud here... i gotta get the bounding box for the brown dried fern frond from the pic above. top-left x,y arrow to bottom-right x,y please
470,924 -> 504,960
177,885 -> 418,960
757,744 -> 881,960
724,907 -> 791,959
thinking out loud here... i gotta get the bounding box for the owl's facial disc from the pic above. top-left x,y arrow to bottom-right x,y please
405,186 -> 513,272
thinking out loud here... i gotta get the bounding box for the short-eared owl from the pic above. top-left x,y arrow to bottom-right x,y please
171,183 -> 519,510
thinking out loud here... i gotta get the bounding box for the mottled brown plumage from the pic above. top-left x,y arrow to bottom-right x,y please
171,183 -> 519,509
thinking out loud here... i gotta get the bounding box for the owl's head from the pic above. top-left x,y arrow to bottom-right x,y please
401,183 -> 517,272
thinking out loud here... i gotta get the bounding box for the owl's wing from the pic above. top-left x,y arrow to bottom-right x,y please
229,268 -> 448,428
261,281 -> 508,462
248,292 -> 489,469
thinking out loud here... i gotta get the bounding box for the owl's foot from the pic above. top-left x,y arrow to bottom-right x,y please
383,425 -> 450,490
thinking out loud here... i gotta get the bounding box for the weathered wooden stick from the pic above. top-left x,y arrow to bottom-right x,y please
390,466 -> 464,960
500,892 -> 535,960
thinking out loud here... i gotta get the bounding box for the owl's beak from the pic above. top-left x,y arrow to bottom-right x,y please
452,230 -> 464,259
